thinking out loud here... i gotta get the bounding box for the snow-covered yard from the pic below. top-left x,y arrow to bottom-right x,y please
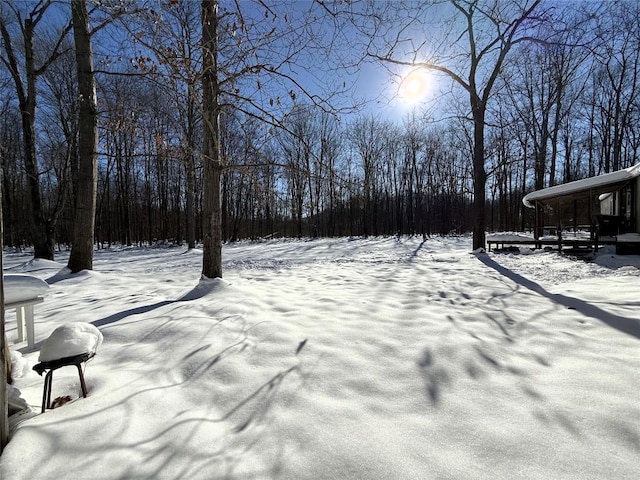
1,236 -> 639,479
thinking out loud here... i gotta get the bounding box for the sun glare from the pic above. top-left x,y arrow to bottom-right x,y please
398,69 -> 431,104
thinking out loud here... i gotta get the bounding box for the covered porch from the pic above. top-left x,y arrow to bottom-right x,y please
489,164 -> 640,254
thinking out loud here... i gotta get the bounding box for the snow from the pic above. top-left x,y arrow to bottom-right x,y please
522,162 -> 640,207
37,323 -> 103,362
2,274 -> 49,304
1,236 -> 640,479
486,232 -> 535,242
616,233 -> 640,243
7,384 -> 28,416
9,351 -> 27,379
486,232 -> 592,248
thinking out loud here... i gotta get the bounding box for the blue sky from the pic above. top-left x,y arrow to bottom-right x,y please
5,0 -> 440,124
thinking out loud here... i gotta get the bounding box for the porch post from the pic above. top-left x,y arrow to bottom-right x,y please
557,198 -> 562,251
589,189 -> 596,251
534,201 -> 541,249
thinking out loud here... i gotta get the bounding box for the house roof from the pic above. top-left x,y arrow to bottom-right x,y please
522,163 -> 640,208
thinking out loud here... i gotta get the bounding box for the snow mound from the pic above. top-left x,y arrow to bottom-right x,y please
182,248 -> 203,255
10,350 -> 28,379
9,258 -> 65,272
180,277 -> 230,301
3,274 -> 49,303
7,384 -> 29,416
38,323 -> 103,362
47,267 -> 103,284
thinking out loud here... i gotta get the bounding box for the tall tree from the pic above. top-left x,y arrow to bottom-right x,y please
366,0 -> 544,250
0,0 -> 71,259
197,0 -> 343,277
67,0 -> 98,272
201,0 -> 222,278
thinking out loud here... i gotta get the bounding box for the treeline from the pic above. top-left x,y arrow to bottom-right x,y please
3,86 -> 476,245
2,1 -> 640,250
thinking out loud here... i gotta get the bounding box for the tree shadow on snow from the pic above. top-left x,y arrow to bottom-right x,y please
91,300 -> 176,327
476,254 -> 640,340
408,239 -> 428,262
91,278 -> 231,328
20,326 -> 309,480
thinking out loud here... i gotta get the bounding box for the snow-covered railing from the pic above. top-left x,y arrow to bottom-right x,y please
3,275 -> 49,348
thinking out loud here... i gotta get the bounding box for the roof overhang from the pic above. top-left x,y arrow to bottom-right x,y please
523,164 -> 640,208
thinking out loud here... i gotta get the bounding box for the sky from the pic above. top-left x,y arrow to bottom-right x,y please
2,235 -> 640,479
0,0 -> 444,128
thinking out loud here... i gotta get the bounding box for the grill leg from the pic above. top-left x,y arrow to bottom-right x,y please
41,373 -> 47,413
36,357 -> 93,413
46,371 -> 53,411
42,370 -> 54,413
76,364 -> 88,398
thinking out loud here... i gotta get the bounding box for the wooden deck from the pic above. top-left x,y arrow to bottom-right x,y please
487,236 -> 617,253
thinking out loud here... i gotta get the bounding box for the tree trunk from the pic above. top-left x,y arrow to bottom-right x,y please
68,0 -> 98,273
185,150 -> 197,250
201,0 -> 223,278
471,99 -> 487,251
0,7 -> 67,260
185,98 -> 197,250
0,163 -> 8,453
24,27 -> 55,260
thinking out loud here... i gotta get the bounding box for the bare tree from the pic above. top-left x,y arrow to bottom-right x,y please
365,0 -> 544,250
201,0 -> 222,278
198,0 -> 346,277
276,105 -> 317,237
349,116 -> 387,237
590,1 -> 640,173
0,0 -> 72,259
0,102 -> 26,248
67,0 -> 97,272
127,0 -> 202,249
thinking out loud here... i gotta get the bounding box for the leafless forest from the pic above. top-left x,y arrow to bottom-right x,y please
2,0 -> 640,251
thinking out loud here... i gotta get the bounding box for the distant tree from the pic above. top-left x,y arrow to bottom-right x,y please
126,0 -> 202,249
39,44 -> 78,221
349,116 -> 387,237
402,113 -> 427,237
0,101 -> 26,247
315,112 -> 342,236
501,7 -> 592,191
98,74 -> 146,246
589,1 -> 640,173
276,105 -> 317,238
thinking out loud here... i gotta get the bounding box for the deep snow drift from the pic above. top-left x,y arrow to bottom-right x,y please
1,236 -> 639,480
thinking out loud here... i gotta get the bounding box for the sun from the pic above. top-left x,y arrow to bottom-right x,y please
398,69 -> 432,104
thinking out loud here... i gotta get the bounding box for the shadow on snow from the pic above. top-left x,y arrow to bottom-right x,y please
476,253 -> 640,340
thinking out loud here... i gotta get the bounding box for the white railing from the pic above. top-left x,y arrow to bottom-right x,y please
4,297 -> 45,348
